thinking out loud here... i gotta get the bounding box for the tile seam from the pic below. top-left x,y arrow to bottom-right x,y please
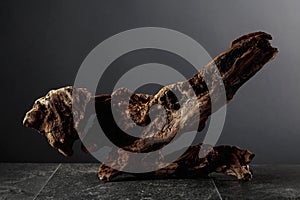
33,163 -> 61,200
212,179 -> 223,200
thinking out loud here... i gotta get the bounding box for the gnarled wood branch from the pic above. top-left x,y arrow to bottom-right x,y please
23,31 -> 278,181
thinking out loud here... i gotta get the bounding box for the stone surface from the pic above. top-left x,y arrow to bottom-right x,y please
212,165 -> 300,200
1,164 -> 300,199
0,163 -> 59,200
35,163 -> 221,200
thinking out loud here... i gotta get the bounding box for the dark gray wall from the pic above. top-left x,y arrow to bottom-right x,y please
1,0 -> 299,163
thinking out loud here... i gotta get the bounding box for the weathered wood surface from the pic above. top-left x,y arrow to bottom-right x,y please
23,31 -> 278,181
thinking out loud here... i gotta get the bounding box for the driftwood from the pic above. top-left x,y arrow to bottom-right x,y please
23,31 -> 278,181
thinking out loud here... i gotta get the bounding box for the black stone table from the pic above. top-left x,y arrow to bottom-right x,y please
0,164 -> 300,200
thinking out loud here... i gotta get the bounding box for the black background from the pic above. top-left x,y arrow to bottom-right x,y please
1,0 -> 300,163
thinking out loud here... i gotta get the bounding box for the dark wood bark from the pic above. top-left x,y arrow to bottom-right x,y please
23,31 -> 278,181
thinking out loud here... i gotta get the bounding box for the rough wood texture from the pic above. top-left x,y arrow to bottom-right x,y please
23,31 -> 278,181
98,144 -> 255,181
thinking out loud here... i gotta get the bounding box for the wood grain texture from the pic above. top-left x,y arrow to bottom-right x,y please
23,31 -> 278,181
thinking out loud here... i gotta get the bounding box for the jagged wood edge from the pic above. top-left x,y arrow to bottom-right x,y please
82,31 -> 278,181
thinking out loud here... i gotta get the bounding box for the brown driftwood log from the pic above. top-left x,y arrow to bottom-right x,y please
23,31 -> 278,181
